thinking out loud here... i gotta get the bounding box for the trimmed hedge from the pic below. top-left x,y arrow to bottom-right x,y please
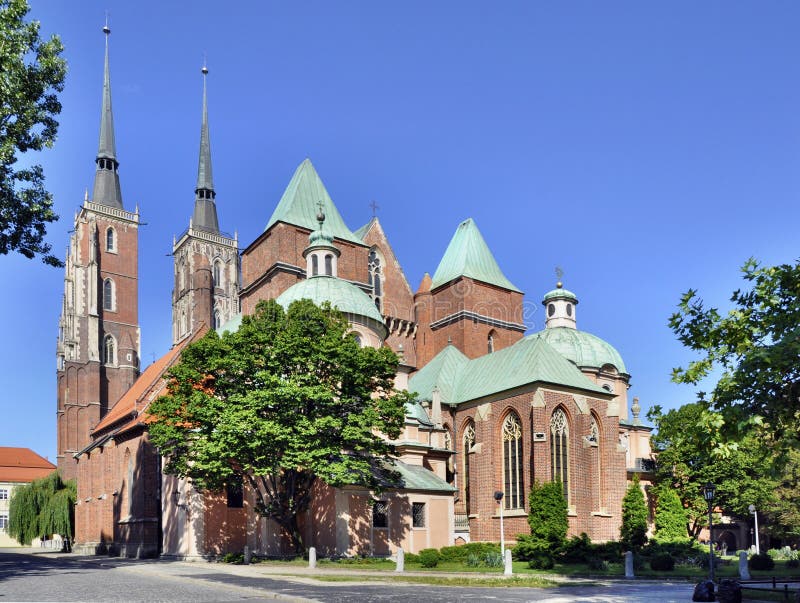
418,548 -> 441,568
749,553 -> 775,571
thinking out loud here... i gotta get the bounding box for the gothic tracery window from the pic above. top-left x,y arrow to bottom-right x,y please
104,335 -> 116,365
551,408 -> 569,503
368,248 -> 383,312
213,260 -> 222,288
502,412 -> 524,509
462,421 -> 475,514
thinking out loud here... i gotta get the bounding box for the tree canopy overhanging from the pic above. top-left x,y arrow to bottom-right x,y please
0,0 -> 66,266
147,299 -> 411,552
8,471 -> 75,545
669,258 -> 800,441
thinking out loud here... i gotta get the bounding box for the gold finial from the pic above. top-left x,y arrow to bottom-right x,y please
555,266 -> 564,288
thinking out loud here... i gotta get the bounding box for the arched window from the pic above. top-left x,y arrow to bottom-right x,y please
178,259 -> 186,291
443,426 -> 455,485
462,421 -> 475,514
106,227 -> 115,252
551,408 -> 569,503
103,279 -> 114,311
487,330 -> 496,354
352,332 -> 363,347
590,414 -> 602,510
502,412 -> 524,509
213,261 -> 222,288
324,254 -> 333,276
104,335 -> 116,365
311,254 -> 319,276
213,310 -> 221,330
368,248 -> 383,312
180,310 -> 187,335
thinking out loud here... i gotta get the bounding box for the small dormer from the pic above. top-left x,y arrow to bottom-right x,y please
542,282 -> 578,329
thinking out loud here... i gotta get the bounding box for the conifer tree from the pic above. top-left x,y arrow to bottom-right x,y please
653,487 -> 689,543
526,480 -> 569,548
620,475 -> 648,551
8,471 -> 75,545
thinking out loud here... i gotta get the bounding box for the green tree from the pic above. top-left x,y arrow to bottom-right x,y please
653,487 -> 689,543
647,402 -> 776,538
526,480 -> 568,548
620,475 -> 648,551
148,299 -> 410,553
670,259 -> 800,445
8,471 -> 75,545
0,0 -> 66,266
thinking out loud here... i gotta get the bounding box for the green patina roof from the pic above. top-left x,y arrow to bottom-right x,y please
543,287 -> 578,302
404,400 -> 433,426
430,219 -> 520,292
265,159 -> 363,245
385,459 -> 456,492
536,327 -> 627,374
409,335 -> 607,406
353,217 -> 375,240
216,312 -> 243,335
276,275 -> 386,334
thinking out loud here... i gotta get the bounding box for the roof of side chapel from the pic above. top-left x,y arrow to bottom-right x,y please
430,218 -> 521,292
265,159 -> 363,245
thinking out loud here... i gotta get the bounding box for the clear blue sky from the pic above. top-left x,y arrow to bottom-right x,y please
5,1 -> 800,463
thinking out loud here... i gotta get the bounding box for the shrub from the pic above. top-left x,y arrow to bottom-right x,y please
465,553 -> 481,567
513,534 -> 546,562
559,533 -> 592,564
749,553 -> 775,571
527,552 -> 554,570
403,552 -> 420,564
587,557 -> 609,571
418,548 -> 441,568
620,476 -> 648,551
439,542 -> 500,562
650,553 -> 675,571
653,488 -> 689,544
787,559 -> 799,569
221,552 -> 244,564
527,481 -> 568,550
593,540 -> 624,562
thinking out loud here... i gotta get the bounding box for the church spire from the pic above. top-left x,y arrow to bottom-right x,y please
191,63 -> 220,233
91,23 -> 123,209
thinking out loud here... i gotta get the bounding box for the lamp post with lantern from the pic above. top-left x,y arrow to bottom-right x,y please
494,491 -> 505,557
749,504 -> 760,555
703,483 -> 716,583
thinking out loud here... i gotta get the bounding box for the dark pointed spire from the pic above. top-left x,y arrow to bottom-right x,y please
191,63 -> 220,233
91,23 -> 123,208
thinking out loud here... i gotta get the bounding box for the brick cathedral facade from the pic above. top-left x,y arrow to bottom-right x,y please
61,28 -> 652,558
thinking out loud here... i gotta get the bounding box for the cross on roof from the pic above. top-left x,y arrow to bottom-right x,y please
369,200 -> 380,217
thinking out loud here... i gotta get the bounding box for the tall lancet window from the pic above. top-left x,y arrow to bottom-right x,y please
368,248 -> 383,312
550,408 -> 569,503
311,255 -> 319,276
213,261 -> 222,288
106,227 -> 115,252
590,414 -> 602,510
502,412 -> 524,509
462,421 -> 475,514
487,330 -> 496,354
103,278 -> 115,311
104,335 -> 116,365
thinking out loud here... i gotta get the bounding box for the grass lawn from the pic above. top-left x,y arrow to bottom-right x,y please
311,574 -> 559,587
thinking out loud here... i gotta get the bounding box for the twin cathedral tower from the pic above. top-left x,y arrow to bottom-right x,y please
56,28 -> 240,478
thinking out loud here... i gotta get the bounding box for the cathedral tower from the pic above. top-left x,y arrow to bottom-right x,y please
56,25 -> 141,480
172,65 -> 239,341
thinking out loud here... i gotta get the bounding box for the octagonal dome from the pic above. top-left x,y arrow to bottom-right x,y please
535,326 -> 627,375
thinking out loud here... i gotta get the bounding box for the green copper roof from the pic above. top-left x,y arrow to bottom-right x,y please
430,219 -> 520,292
409,335 -> 606,406
405,400 -> 433,426
353,217 -> 375,240
535,326 -> 627,374
386,460 -> 456,492
265,159 -> 363,245
216,312 -> 242,335
543,286 -> 578,302
276,275 -> 386,335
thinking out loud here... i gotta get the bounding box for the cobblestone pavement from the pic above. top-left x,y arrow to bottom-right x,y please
0,549 -> 696,602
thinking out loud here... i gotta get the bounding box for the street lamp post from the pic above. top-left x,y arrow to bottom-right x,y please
749,504 -> 760,555
494,491 -> 505,557
703,483 -> 716,583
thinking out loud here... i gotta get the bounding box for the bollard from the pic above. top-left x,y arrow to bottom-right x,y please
309,546 -> 317,569
738,551 -> 750,580
624,551 -> 634,578
243,545 -> 251,565
504,549 -> 513,575
395,548 -> 404,573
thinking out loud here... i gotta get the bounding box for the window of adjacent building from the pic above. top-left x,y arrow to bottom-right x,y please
462,422 -> 475,514
372,500 -> 388,528
311,254 -> 319,277
412,502 -> 426,528
226,477 -> 244,508
502,412 -> 524,509
103,278 -> 115,311
551,408 -> 569,504
104,335 -> 116,365
0,488 -> 7,500
0,514 -> 7,532
106,227 -> 116,252
368,248 -> 383,312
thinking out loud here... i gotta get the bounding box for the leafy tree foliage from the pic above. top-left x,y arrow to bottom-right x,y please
653,487 -> 689,543
620,475 -> 648,551
670,259 -> 800,444
148,299 -> 410,552
526,480 -> 568,548
0,0 -> 66,266
647,402 -> 775,538
8,471 -> 75,545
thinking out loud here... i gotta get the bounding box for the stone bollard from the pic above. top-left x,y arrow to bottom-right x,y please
309,546 -> 317,569
738,551 -> 750,580
504,549 -> 513,575
395,548 -> 404,573
624,551 -> 634,578
243,545 -> 251,565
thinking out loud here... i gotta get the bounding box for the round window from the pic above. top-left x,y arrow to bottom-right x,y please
548,303 -> 555,317
566,303 -> 573,317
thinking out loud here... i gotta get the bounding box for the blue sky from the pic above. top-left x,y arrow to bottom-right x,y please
5,1 -> 800,463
